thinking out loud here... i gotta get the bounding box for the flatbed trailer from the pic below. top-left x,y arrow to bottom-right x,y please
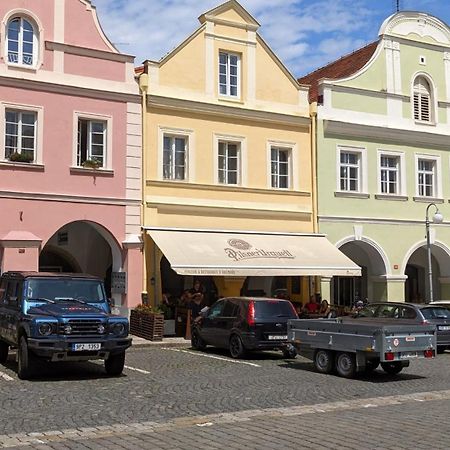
288,318 -> 436,378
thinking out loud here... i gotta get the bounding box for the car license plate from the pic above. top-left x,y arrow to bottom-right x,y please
400,351 -> 417,359
268,335 -> 287,340
439,325 -> 450,331
73,343 -> 101,351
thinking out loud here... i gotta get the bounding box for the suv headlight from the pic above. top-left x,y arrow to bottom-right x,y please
38,323 -> 53,336
111,322 -> 126,336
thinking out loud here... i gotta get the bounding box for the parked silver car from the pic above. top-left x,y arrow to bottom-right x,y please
354,302 -> 450,353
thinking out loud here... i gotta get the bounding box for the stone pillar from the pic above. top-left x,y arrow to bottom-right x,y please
0,231 -> 41,273
320,277 -> 332,303
438,278 -> 450,300
122,236 -> 143,316
384,276 -> 407,302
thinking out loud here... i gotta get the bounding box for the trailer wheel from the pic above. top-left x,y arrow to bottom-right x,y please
381,361 -> 403,375
314,349 -> 334,374
335,352 -> 356,378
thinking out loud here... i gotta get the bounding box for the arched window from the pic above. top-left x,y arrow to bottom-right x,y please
413,76 -> 432,122
6,17 -> 36,66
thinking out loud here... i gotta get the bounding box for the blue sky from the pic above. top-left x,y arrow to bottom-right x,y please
94,0 -> 450,77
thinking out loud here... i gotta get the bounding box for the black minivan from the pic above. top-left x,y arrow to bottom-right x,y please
191,297 -> 298,358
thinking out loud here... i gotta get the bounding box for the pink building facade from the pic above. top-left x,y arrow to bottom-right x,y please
0,0 -> 142,314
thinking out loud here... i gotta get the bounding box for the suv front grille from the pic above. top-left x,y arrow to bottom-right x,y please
59,319 -> 103,336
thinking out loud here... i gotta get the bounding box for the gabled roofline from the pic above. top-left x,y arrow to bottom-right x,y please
256,34 -> 306,92
79,0 -> 118,53
199,0 -> 260,28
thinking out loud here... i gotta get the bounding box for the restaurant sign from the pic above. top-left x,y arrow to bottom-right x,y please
224,239 -> 295,262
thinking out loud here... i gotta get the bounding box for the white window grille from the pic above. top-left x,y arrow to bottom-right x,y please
77,119 -> 106,167
218,141 -> 240,185
271,147 -> 290,189
417,159 -> 435,197
4,109 -> 36,162
380,155 -> 399,194
219,52 -> 240,97
340,151 -> 360,192
7,17 -> 36,66
163,135 -> 187,180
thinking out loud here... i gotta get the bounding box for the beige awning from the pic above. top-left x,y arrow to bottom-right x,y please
146,228 -> 361,277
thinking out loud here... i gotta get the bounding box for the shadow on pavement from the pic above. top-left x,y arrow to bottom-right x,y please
278,359 -> 426,382
1,355 -> 126,382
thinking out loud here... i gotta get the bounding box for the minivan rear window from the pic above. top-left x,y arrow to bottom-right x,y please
254,300 -> 297,319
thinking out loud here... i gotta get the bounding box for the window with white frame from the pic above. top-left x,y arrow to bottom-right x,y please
219,52 -> 240,98
6,17 -> 37,66
218,141 -> 240,185
380,155 -> 400,194
271,147 -> 290,189
163,135 -> 187,180
77,119 -> 106,167
413,76 -> 432,122
417,158 -> 436,197
340,151 -> 360,192
4,109 -> 36,162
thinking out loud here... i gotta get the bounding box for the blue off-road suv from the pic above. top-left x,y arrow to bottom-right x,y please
0,272 -> 131,379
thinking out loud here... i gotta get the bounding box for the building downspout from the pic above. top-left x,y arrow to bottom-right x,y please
310,102 -> 319,295
139,69 -> 149,303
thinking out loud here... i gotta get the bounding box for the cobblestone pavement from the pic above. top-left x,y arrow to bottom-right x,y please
1,346 -> 450,448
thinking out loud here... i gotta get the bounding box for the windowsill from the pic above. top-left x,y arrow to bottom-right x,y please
70,166 -> 114,176
413,196 -> 444,203
5,62 -> 38,73
218,95 -> 244,105
334,191 -> 370,199
414,119 -> 436,127
375,194 -> 408,201
0,161 -> 44,171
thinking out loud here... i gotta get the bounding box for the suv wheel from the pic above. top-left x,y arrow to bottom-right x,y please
191,330 -> 206,351
0,341 -> 9,364
105,352 -> 125,376
18,336 -> 35,380
229,334 -> 245,359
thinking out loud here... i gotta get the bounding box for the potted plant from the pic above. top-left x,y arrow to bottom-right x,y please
8,152 -> 34,163
130,304 -> 164,341
82,158 -> 102,169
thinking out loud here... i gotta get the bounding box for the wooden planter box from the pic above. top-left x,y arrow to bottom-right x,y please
130,310 -> 164,341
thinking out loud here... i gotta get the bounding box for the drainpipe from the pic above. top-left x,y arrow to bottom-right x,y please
310,102 -> 319,295
139,67 -> 149,303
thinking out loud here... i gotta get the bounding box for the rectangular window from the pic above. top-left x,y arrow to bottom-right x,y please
219,52 -> 240,98
418,159 -> 435,197
163,135 -> 187,180
380,155 -> 399,194
77,119 -> 106,167
271,147 -> 290,189
5,109 -> 36,162
340,151 -> 360,192
218,141 -> 240,185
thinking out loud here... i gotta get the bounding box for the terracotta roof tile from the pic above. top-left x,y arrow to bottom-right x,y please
298,41 -> 379,103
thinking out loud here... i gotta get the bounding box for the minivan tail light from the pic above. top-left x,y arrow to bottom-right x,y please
247,301 -> 255,326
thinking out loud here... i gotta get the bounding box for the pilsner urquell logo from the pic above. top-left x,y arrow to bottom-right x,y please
225,239 -> 295,262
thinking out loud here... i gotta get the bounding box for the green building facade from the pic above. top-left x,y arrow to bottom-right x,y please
301,12 -> 450,305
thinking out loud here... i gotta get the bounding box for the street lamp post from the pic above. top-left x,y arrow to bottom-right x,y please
425,203 -> 444,303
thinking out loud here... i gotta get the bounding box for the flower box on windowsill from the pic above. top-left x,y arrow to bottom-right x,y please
7,152 -> 34,163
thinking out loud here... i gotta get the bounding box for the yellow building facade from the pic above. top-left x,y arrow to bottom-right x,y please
138,1 -> 357,311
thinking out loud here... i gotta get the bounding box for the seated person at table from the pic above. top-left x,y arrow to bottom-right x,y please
304,295 -> 319,314
318,300 -> 331,318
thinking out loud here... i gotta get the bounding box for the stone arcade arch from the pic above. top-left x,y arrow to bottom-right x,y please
40,220 -> 123,301
333,237 -> 389,306
402,240 -> 450,302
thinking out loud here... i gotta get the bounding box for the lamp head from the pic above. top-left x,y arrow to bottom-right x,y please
433,211 -> 444,224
